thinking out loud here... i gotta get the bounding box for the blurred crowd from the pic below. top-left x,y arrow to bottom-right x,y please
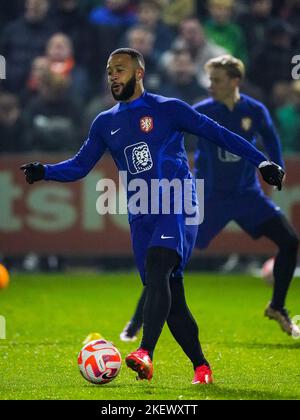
0,0 -> 300,155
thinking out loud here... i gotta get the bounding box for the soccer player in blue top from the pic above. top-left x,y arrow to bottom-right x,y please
194,55 -> 299,337
120,54 -> 299,344
21,49 -> 285,384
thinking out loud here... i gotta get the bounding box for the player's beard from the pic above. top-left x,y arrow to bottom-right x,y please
111,75 -> 137,101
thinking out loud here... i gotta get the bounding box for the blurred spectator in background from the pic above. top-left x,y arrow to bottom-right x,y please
88,0 -> 137,72
125,26 -> 162,92
52,0 -> 99,77
0,0 -> 56,92
21,56 -> 50,105
276,80 -> 300,154
204,0 -> 248,64
24,70 -> 82,152
89,0 -> 137,25
270,81 -> 291,109
0,92 -> 28,153
238,0 -> 274,58
0,0 -> 299,156
160,46 -> 207,152
136,0 -> 174,54
160,17 -> 227,89
77,0 -> 103,16
45,33 -> 90,102
83,78 -> 117,135
161,0 -> 196,27
161,49 -> 206,104
275,0 -> 300,45
248,19 -> 296,97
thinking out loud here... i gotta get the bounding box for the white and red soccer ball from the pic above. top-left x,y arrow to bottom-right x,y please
78,339 -> 122,384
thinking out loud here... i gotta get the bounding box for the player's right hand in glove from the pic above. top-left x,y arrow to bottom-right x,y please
20,162 -> 45,184
259,161 -> 285,191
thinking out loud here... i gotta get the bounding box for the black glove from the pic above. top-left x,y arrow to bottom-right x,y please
20,162 -> 45,184
259,161 -> 285,191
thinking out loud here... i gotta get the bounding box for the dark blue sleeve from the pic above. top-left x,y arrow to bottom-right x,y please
44,117 -> 107,182
171,100 -> 267,167
256,103 -> 285,169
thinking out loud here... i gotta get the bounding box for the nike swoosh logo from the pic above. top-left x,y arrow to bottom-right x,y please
161,235 -> 175,240
111,128 -> 121,135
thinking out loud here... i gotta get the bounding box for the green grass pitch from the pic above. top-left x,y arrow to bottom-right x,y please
0,272 -> 299,400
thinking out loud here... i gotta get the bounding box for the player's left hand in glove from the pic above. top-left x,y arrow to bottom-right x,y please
259,161 -> 285,191
20,162 -> 45,184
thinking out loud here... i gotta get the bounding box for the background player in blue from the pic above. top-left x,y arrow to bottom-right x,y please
120,54 -> 299,343
194,55 -> 299,337
20,49 -> 285,384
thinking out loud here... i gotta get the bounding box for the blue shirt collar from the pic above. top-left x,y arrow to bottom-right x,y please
214,94 -> 245,112
118,91 -> 149,111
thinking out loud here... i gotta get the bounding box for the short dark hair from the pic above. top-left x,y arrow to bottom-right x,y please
109,48 -> 145,70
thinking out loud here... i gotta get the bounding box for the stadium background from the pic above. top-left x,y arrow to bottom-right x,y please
0,0 -> 300,274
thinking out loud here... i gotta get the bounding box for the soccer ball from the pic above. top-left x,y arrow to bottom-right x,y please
78,339 -> 121,384
0,264 -> 9,289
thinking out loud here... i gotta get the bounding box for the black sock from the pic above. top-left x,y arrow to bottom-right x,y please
140,247 -> 180,359
167,277 -> 208,370
258,215 -> 299,310
272,246 -> 298,310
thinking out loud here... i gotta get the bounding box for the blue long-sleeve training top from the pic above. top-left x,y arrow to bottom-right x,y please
193,94 -> 284,197
44,91 -> 268,221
